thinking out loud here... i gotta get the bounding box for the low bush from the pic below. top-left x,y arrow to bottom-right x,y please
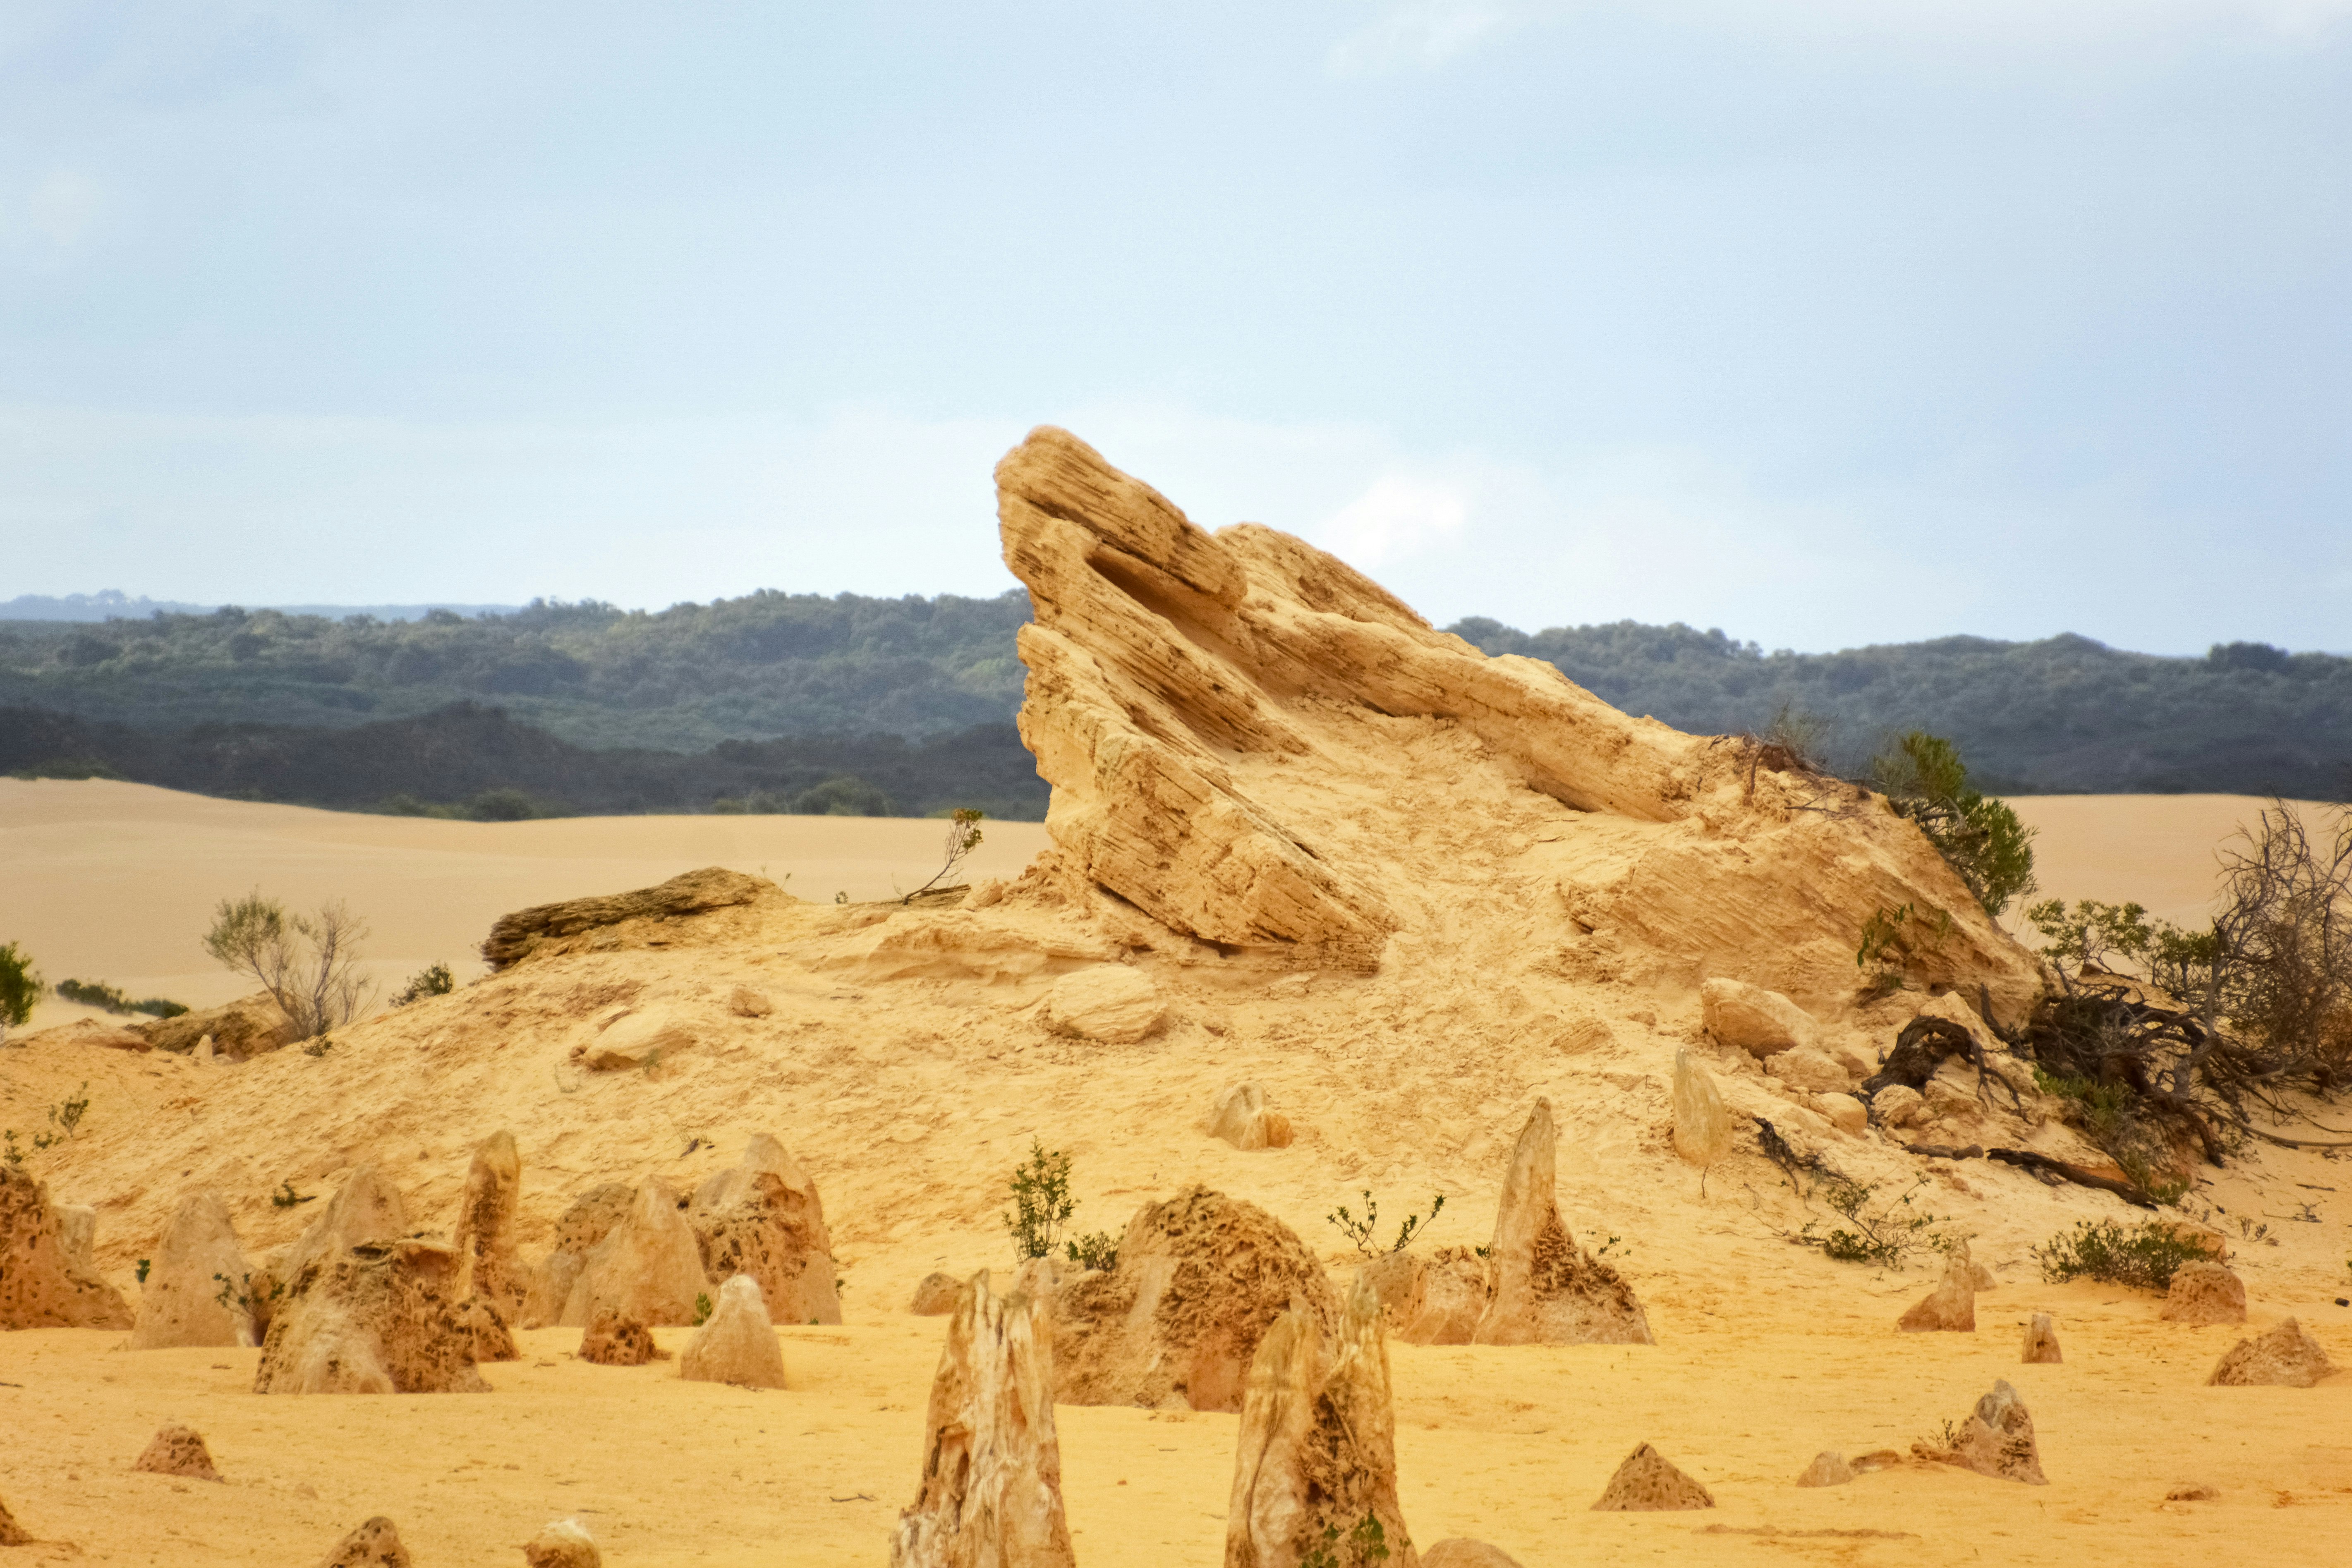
2035,1218 -> 2220,1292
53,977 -> 187,1018
1326,1190 -> 1447,1258
390,962 -> 454,1007
1004,1140 -> 1075,1261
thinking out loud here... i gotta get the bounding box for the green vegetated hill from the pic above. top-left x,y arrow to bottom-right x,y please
3,590 -> 2347,817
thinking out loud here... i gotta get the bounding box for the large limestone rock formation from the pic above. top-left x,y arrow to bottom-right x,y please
2208,1318 -> 2338,1387
136,991 -> 295,1060
316,1516 -> 410,1568
1897,1252 -> 1977,1333
254,1238 -> 489,1395
1669,1049 -> 1732,1165
1590,1443 -> 1714,1511
679,1274 -> 787,1389
1204,1082 -> 1295,1151
1930,1380 -> 2046,1484
1472,1100 -> 1652,1345
1039,965 -> 1165,1043
2022,1312 -> 2062,1364
273,1166 -> 411,1304
1368,1247 -> 1491,1346
996,425 -> 2042,1006
1048,1185 -> 1339,1412
0,1161 -> 132,1330
130,1191 -> 254,1349
453,1131 -> 525,1357
2160,1261 -> 2247,1325
1225,1274 -> 1418,1568
561,1179 -> 708,1329
523,1182 -> 634,1328
483,866 -> 777,969
689,1133 -> 841,1325
133,1423 -> 222,1480
578,1308 -> 666,1366
525,1520 -> 602,1568
890,1271 -> 1076,1568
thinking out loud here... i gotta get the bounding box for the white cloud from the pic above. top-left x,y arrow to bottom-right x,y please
1317,473 -> 1472,567
28,170 -> 103,245
1327,0 -> 1527,76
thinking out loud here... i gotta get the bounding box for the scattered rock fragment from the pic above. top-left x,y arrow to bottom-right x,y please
2159,1261 -> 2247,1326
1203,1081 -> 1294,1151
0,1159 -> 134,1330
680,1274 -> 787,1390
1928,1379 -> 2045,1484
573,1006 -> 697,1071
1701,977 -> 1820,1058
482,865 -> 774,969
522,1182 -> 635,1328
1473,1099 -> 1652,1345
1047,1185 -> 1338,1412
689,1134 -> 842,1325
1226,1274 -> 1417,1568
1421,1542 -> 1523,1568
1794,1451 -> 1854,1488
0,1494 -> 26,1546
1869,1084 -> 1927,1129
254,1238 -> 490,1395
1896,1253 -> 1976,1333
2208,1318 -> 2338,1387
1766,1047 -> 1850,1095
910,1273 -> 965,1316
727,986 -> 774,1018
1670,1049 -> 1732,1165
525,1519 -> 601,1568
1591,1443 -> 1714,1511
1039,965 -> 1164,1044
2021,1312 -> 2062,1364
561,1178 -> 708,1328
131,1191 -> 255,1349
1813,1093 -> 1868,1136
890,1271 -> 1075,1568
133,1423 -> 222,1481
316,1515 -> 411,1568
2166,1482 -> 2219,1502
578,1308 -> 667,1366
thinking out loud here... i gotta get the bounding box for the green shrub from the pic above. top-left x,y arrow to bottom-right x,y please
53,977 -> 187,1018
2035,1218 -> 2220,1291
1873,731 -> 2038,916
1798,1176 -> 1951,1269
0,941 -> 41,1035
1326,1191 -> 1447,1258
1004,1140 -> 1075,1261
390,962 -> 454,1007
1064,1230 -> 1120,1273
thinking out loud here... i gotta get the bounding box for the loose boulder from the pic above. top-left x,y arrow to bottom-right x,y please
522,1182 -> 635,1329
1701,978 -> 1820,1058
2208,1317 -> 2338,1387
680,1274 -> 787,1389
910,1272 -> 965,1316
1204,1082 -> 1295,1151
133,1423 -> 221,1481
254,1238 -> 490,1395
578,1308 -> 666,1366
1367,1247 -> 1491,1346
0,1160 -> 133,1329
1766,1047 -> 1850,1095
1669,1049 -> 1732,1165
2159,1261 -> 2247,1326
1930,1379 -> 2045,1484
890,1271 -> 1076,1568
525,1520 -> 601,1568
1039,965 -> 1164,1044
689,1134 -> 842,1325
2021,1312 -> 2062,1364
561,1179 -> 708,1328
316,1516 -> 411,1568
1225,1273 -> 1418,1568
130,1190 -> 254,1349
1896,1253 -> 1976,1333
1047,1185 -> 1339,1412
1420,1544 -> 1521,1568
573,1006 -> 699,1072
1591,1443 -> 1714,1511
1472,1099 -> 1652,1345
1794,1451 -> 1854,1488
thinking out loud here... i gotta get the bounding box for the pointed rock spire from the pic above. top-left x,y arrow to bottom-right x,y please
131,1191 -> 254,1349
1472,1099 -> 1651,1345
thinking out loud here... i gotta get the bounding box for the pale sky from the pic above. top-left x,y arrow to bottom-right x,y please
4,2 -> 2348,652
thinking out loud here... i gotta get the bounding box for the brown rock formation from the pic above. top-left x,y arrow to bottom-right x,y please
1225,1273 -> 1418,1568
689,1133 -> 841,1325
994,425 -> 2042,1005
0,1494 -> 27,1546
910,1272 -> 965,1316
1590,1443 -> 1714,1511
2159,1261 -> 2247,1325
0,1160 -> 132,1330
578,1308 -> 666,1366
561,1178 -> 708,1328
453,1131 -> 526,1355
2022,1312 -> 2062,1364
523,1182 -> 634,1328
132,1423 -> 221,1481
1049,1185 -> 1339,1412
273,1166 -> 411,1306
129,1190 -> 254,1349
254,1238 -> 489,1395
1419,1544 -> 1522,1568
1897,1254 -> 1977,1333
1794,1451 -> 1854,1487
316,1516 -> 410,1568
1930,1379 -> 2046,1484
483,866 -> 776,970
525,1520 -> 601,1568
1472,1099 -> 1652,1346
1365,1247 -> 1491,1346
679,1274 -> 787,1389
1203,1082 -> 1295,1151
2208,1318 -> 2338,1387
890,1271 -> 1076,1568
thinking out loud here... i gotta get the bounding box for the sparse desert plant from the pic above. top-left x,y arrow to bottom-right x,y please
302,1036 -> 336,1059
0,940 -> 41,1044
2034,1218 -> 2221,1291
692,1291 -> 714,1326
212,1270 -> 284,1317
136,1257 -> 151,1284
201,890 -> 374,1040
1004,1139 -> 1075,1261
905,807 -> 984,902
1854,900 -> 1955,996
1327,1190 -> 1447,1258
1300,1514 -> 1392,1568
7,1081 -> 95,1160
389,962 -> 454,1007
1064,1230 -> 1119,1273
271,1180 -> 312,1210
1872,730 -> 2038,917
1796,1176 -> 1950,1269
53,978 -> 187,1018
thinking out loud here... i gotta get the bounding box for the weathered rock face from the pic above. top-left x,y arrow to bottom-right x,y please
2208,1318 -> 2338,1387
689,1134 -> 841,1326
525,1520 -> 602,1568
1591,1444 -> 1714,1511
1701,979 -> 1820,1058
995,426 -> 2042,1007
2022,1312 -> 2063,1364
316,1516 -> 410,1568
53,1204 -> 95,1271
891,1271 -> 1076,1568
274,1166 -> 410,1305
1473,1100 -> 1652,1346
453,1131 -> 525,1320
572,1006 -> 699,1072
1897,1254 -> 1977,1333
578,1309 -> 664,1366
680,1274 -> 787,1390
523,1182 -> 635,1329
1766,1046 -> 1850,1094
910,1272 -> 966,1316
561,1179 -> 708,1329
1049,1186 -> 1339,1413
130,1191 -> 254,1350
1419,1543 -> 1522,1568
1367,1247 -> 1491,1347
1794,1451 -> 1854,1488
254,1238 -> 489,1395
0,1161 -> 133,1330
2160,1261 -> 2247,1326
1039,965 -> 1166,1043
483,865 -> 778,970
1933,1380 -> 2046,1484
1670,1049 -> 1733,1165
1225,1274 -> 1418,1568
136,991 -> 296,1060
1204,1082 -> 1295,1151
134,1423 -> 221,1480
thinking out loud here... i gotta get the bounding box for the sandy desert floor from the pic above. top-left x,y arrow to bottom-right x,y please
2,782 -> 2348,1566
